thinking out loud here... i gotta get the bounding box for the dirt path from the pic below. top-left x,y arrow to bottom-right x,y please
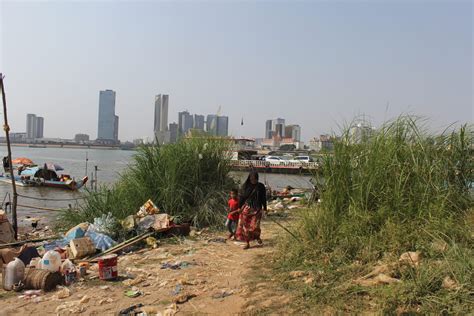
0,219 -> 294,315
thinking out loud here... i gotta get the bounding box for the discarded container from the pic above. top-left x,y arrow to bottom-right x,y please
29,257 -> 41,268
78,265 -> 87,277
64,269 -> 76,285
98,254 -> 118,280
60,259 -> 75,274
39,250 -> 61,272
23,268 -> 63,291
70,237 -> 96,259
2,258 -> 25,291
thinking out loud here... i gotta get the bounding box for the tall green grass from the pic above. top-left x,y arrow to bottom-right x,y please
277,117 -> 473,313
58,137 -> 235,236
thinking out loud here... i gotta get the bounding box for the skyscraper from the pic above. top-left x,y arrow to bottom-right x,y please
36,117 -> 44,139
285,124 -> 301,141
178,111 -> 194,136
97,90 -> 119,142
217,116 -> 229,137
194,114 -> 205,130
26,114 -> 37,139
265,120 -> 273,139
169,122 -> 178,143
206,114 -> 218,135
265,118 -> 285,138
154,94 -> 169,134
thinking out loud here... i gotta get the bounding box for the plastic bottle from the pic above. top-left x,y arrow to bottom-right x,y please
3,258 -> 25,291
60,259 -> 75,274
39,250 -> 61,272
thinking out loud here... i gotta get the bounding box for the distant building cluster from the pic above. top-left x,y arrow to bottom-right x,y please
2,89 -> 348,151
151,94 -> 229,145
349,123 -> 374,144
74,133 -> 90,143
260,118 -> 302,150
309,134 -> 335,152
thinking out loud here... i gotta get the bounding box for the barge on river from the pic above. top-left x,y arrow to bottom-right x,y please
229,160 -> 319,175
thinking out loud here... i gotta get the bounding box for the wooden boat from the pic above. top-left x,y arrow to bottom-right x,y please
0,166 -> 88,190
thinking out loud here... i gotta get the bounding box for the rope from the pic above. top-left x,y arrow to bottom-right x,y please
16,191 -> 105,201
17,204 -> 67,212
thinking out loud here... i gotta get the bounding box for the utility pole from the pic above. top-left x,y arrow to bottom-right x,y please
0,74 -> 18,239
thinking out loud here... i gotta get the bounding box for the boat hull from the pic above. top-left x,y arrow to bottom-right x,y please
0,174 -> 88,190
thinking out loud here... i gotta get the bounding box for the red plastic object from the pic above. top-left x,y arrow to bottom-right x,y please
98,254 -> 118,280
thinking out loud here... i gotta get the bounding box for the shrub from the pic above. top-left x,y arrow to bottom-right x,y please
277,117 -> 473,313
58,137 -> 235,236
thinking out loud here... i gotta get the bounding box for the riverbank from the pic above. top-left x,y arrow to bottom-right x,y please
0,143 -> 120,150
0,218 -> 296,315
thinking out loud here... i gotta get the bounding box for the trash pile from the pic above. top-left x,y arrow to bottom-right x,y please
267,186 -> 308,214
0,199 -> 189,299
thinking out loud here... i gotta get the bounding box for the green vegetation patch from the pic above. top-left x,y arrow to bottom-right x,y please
58,137 -> 236,238
275,117 -> 473,313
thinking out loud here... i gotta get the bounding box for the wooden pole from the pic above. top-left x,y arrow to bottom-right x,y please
0,73 -> 18,239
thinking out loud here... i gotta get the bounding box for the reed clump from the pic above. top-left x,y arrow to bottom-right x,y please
277,117 -> 473,313
59,137 -> 235,235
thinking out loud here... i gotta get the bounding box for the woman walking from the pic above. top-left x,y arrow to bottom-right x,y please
236,170 -> 267,249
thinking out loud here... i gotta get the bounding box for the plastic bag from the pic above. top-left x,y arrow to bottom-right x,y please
85,225 -> 117,251
93,213 -> 117,236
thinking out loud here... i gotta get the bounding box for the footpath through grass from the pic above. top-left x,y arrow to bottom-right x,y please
275,117 -> 473,313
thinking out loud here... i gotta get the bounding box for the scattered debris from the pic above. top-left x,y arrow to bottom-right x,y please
212,290 -> 234,299
146,236 -> 158,249
303,277 -> 314,284
172,284 -> 183,296
173,293 -> 196,304
118,303 -> 144,315
355,273 -> 401,287
442,276 -> 460,290
98,297 -> 114,305
123,275 -> 147,287
54,286 -> 72,299
289,270 -> 306,278
124,289 -> 142,298
399,251 -> 422,267
206,237 -> 227,244
161,261 -> 190,270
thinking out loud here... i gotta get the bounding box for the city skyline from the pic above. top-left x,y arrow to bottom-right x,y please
1,2 -> 471,142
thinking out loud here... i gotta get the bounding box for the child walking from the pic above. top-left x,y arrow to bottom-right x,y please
226,189 -> 240,239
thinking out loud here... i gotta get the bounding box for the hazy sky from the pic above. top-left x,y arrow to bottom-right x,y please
0,0 -> 472,142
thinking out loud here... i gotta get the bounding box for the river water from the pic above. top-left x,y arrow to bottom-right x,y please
0,146 -> 313,227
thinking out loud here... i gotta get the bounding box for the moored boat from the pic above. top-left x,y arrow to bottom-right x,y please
0,164 -> 88,190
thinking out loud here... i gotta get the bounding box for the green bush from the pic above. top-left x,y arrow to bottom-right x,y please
58,137 -> 235,236
277,117 -> 473,313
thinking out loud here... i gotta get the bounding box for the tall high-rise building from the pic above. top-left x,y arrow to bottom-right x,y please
36,117 -> 44,139
217,116 -> 229,137
178,111 -> 194,136
169,122 -> 178,143
285,124 -> 301,142
273,118 -> 285,138
264,118 -> 285,138
265,120 -> 273,139
26,114 -> 37,139
97,89 -> 119,142
194,114 -> 205,130
154,94 -> 169,134
206,114 -> 218,135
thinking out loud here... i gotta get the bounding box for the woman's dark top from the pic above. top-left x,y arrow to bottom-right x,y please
239,182 -> 267,210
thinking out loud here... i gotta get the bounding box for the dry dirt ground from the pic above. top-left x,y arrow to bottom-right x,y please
0,220 -> 295,315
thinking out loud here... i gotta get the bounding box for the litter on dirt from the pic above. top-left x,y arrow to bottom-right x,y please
124,290 -> 142,298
